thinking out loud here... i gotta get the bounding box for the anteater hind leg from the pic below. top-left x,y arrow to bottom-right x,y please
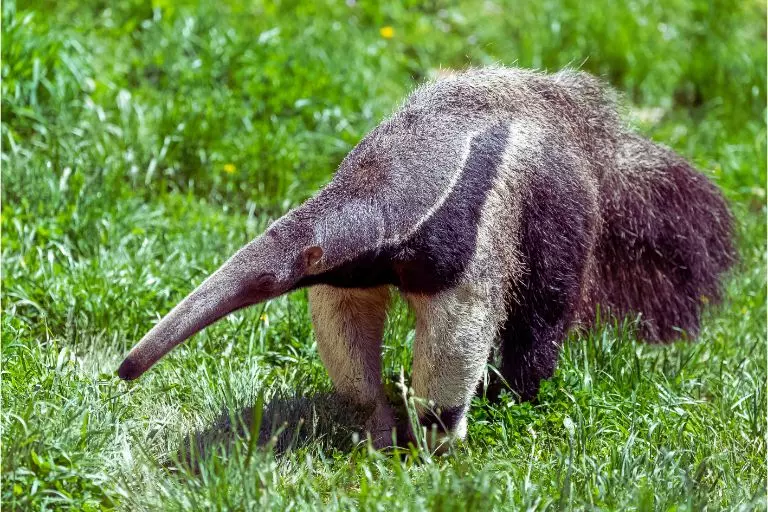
494,167 -> 599,402
309,285 -> 395,448
495,233 -> 593,402
496,308 -> 572,402
405,280 -> 505,450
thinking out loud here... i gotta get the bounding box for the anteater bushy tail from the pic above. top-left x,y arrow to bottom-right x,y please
581,132 -> 735,342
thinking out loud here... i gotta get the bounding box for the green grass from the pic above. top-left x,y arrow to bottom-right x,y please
2,0 -> 766,509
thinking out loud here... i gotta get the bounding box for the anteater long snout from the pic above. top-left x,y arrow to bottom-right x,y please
118,241 -> 283,380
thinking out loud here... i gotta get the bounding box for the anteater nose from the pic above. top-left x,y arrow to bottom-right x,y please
117,356 -> 142,380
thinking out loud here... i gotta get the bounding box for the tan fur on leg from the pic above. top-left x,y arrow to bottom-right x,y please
309,285 -> 395,447
405,279 -> 504,451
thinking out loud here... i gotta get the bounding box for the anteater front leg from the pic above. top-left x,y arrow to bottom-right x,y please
405,281 -> 503,450
308,285 -> 395,448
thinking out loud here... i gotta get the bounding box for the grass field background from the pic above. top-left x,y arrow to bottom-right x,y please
2,0 -> 766,509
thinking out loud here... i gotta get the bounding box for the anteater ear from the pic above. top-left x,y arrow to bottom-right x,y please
302,245 -> 324,270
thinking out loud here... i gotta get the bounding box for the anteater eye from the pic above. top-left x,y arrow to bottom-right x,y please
247,272 -> 276,294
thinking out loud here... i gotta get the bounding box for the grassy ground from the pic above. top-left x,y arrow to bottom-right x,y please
2,0 -> 766,509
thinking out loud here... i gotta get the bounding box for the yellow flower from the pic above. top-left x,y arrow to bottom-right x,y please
223,163 -> 236,174
260,313 -> 268,322
380,26 -> 394,39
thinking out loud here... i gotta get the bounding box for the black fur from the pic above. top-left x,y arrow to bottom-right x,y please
419,405 -> 464,433
495,148 -> 598,401
579,133 -> 735,341
394,122 -> 510,293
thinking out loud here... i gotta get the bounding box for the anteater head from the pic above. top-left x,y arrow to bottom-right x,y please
117,219 -> 324,380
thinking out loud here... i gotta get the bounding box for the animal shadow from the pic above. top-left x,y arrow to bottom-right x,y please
172,393 -> 375,471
